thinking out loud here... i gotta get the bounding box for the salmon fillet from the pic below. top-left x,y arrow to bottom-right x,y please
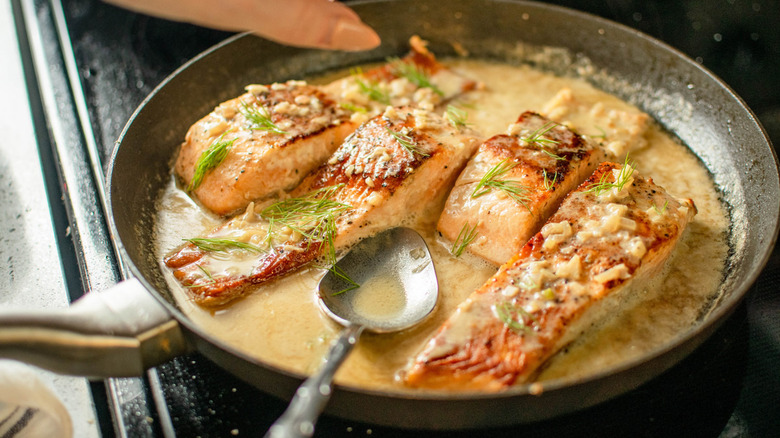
324,36 -> 480,114
176,37 -> 478,217
437,111 -> 607,265
175,81 -> 356,216
541,87 -> 651,157
404,162 -> 696,390
165,107 -> 482,307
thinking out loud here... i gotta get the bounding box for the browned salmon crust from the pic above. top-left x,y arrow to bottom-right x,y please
437,111 -> 607,265
176,81 -> 356,216
165,107 -> 481,307
404,162 -> 696,390
323,36 -> 479,112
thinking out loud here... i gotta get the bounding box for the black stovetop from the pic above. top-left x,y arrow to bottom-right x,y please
13,0 -> 780,436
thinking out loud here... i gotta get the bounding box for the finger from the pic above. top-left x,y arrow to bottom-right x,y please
103,0 -> 380,51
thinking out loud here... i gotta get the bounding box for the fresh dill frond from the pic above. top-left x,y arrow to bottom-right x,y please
494,301 -> 537,334
184,237 -> 263,253
239,101 -> 287,135
188,131 -> 235,192
519,121 -> 565,161
652,200 -> 669,215
339,102 -> 368,113
519,121 -> 560,146
471,159 -> 531,209
451,222 -> 479,257
445,105 -> 469,128
193,264 -> 215,285
585,155 -> 636,196
351,67 -> 391,105
591,126 -> 607,139
542,169 -> 558,191
330,263 -> 361,295
388,57 -> 443,96
386,127 -> 429,157
260,185 -> 352,256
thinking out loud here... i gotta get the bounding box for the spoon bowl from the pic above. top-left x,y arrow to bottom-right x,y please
318,226 -> 439,333
266,227 -> 438,438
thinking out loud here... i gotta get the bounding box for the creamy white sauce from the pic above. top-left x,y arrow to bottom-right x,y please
154,60 -> 728,392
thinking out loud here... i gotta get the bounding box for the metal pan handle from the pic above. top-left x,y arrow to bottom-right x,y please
0,278 -> 189,378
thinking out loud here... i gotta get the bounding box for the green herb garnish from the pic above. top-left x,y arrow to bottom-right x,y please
542,169 -> 558,191
519,121 -> 565,161
339,102 -> 368,113
591,126 -> 607,139
330,263 -> 361,295
188,131 -> 235,192
191,264 -> 215,285
471,159 -> 531,209
386,127 -> 429,157
388,57 -> 443,96
451,222 -> 479,257
445,105 -> 469,128
652,200 -> 669,215
184,237 -> 263,253
352,68 -> 391,105
585,155 -> 636,196
494,301 -> 537,334
240,102 -> 287,135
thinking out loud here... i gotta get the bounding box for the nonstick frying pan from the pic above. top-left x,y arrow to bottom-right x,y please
1,0 -> 778,430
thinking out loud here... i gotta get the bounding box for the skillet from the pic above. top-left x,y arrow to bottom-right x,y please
0,0 -> 778,429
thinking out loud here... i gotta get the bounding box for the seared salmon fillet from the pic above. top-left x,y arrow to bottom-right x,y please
541,87 -> 651,157
437,111 -> 607,265
324,36 -> 480,114
165,107 -> 482,307
176,80 -> 356,216
404,162 -> 696,390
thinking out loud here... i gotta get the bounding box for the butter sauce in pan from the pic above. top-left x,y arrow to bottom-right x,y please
154,59 -> 728,393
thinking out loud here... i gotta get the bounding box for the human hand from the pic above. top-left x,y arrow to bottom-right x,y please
103,0 -> 380,51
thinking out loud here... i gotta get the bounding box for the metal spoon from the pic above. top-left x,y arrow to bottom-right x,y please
265,227 -> 438,438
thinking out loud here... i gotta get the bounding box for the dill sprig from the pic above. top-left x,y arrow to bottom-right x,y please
652,200 -> 669,215
188,131 -> 235,192
445,105 -> 469,128
351,68 -> 391,105
262,185 -> 361,291
339,102 -> 368,113
386,127 -> 429,157
591,126 -> 607,139
542,169 -> 558,191
388,57 -> 444,96
184,237 -> 263,253
330,263 -> 361,295
261,185 -> 351,250
471,159 -> 531,209
519,121 -> 565,161
239,101 -> 287,135
494,301 -> 538,334
451,222 -> 479,257
585,155 -> 636,196
190,264 -> 215,286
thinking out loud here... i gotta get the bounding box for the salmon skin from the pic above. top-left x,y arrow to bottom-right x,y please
437,111 -> 607,265
176,36 -> 477,217
404,162 -> 696,391
165,107 -> 482,307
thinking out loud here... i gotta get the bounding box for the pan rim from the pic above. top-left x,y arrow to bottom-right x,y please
106,0 -> 780,423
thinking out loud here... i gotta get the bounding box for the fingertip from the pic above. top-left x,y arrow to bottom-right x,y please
329,19 -> 381,51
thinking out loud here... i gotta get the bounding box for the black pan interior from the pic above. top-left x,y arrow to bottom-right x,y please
107,0 -> 779,428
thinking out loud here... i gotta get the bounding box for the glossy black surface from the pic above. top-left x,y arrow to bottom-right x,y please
20,0 -> 780,436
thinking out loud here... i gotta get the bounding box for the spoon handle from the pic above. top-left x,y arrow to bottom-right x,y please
265,324 -> 364,438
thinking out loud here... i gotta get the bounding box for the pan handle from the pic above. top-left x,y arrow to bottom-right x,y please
0,278 -> 190,378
